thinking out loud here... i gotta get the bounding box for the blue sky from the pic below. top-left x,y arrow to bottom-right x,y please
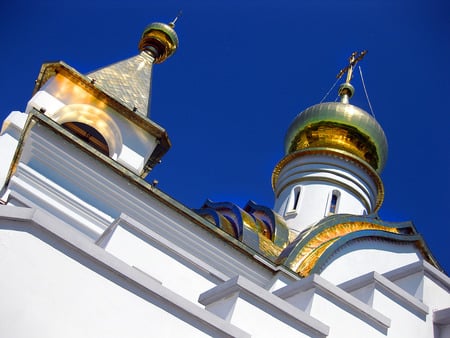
1,1 -> 449,273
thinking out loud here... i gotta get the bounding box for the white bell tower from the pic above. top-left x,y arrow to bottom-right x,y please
272,52 -> 388,234
0,20 -> 180,236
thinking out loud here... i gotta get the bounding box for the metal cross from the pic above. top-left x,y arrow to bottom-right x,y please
336,50 -> 368,83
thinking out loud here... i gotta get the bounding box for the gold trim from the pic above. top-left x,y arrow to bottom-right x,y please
257,233 -> 283,260
287,221 -> 400,277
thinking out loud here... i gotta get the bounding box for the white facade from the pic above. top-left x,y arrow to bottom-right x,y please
0,23 -> 449,337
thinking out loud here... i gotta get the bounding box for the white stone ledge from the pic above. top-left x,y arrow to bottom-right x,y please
0,205 -> 249,338
96,213 -> 230,283
339,271 -> 429,317
434,307 -> 450,324
274,273 -> 391,330
199,275 -> 330,337
383,260 -> 450,291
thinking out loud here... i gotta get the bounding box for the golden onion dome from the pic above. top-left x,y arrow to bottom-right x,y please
138,22 -> 179,63
284,100 -> 388,172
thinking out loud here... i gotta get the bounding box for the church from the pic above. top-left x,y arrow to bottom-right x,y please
0,19 -> 449,337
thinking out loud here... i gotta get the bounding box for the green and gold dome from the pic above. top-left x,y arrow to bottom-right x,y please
282,51 -> 387,175
139,22 -> 179,63
284,99 -> 388,172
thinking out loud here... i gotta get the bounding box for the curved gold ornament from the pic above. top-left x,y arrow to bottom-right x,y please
288,221 -> 400,277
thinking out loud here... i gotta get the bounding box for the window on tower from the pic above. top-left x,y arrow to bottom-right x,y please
328,190 -> 340,215
285,186 -> 301,216
62,121 -> 110,156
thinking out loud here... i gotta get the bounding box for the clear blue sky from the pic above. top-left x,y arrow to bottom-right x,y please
1,1 -> 449,273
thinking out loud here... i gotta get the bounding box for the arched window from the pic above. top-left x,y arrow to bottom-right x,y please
62,121 -> 109,156
285,186 -> 301,215
52,104 -> 123,159
328,190 -> 340,215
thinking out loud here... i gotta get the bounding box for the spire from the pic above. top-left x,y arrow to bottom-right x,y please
87,20 -> 179,117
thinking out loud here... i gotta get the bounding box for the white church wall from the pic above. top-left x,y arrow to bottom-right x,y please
0,111 -> 27,190
265,271 -> 299,292
434,308 -> 450,338
0,206 -> 249,338
423,275 -> 450,311
382,260 -> 450,309
319,239 -> 422,284
97,213 -> 222,305
387,270 -> 424,300
339,271 -> 434,338
371,288 -> 431,338
9,163 -> 113,238
274,274 -> 390,338
5,117 -> 291,290
199,275 -> 329,338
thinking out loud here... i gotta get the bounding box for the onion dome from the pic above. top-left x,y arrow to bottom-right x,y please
284,51 -> 387,173
284,98 -> 388,172
138,22 -> 179,63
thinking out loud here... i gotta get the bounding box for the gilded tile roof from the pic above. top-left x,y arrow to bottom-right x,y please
87,52 -> 154,117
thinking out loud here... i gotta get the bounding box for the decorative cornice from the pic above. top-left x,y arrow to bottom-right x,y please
338,271 -> 429,318
274,273 -> 391,331
194,202 -> 440,279
199,275 -> 330,337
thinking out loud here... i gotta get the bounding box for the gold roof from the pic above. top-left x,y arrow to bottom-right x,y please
87,21 -> 179,117
285,102 -> 388,172
87,52 -> 155,116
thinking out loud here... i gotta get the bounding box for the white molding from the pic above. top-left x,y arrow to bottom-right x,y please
97,213 -> 230,283
0,205 -> 250,338
199,275 -> 330,337
383,260 -> 450,292
339,271 -> 429,317
274,273 -> 391,330
8,119 -> 297,288
9,163 -> 112,238
434,308 -> 450,325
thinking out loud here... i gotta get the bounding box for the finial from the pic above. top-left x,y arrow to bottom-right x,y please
169,11 -> 182,28
336,50 -> 367,83
138,20 -> 179,63
337,50 -> 367,103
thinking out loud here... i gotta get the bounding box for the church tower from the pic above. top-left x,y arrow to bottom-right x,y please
1,20 -> 178,186
272,51 -> 387,234
0,20 -> 180,238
